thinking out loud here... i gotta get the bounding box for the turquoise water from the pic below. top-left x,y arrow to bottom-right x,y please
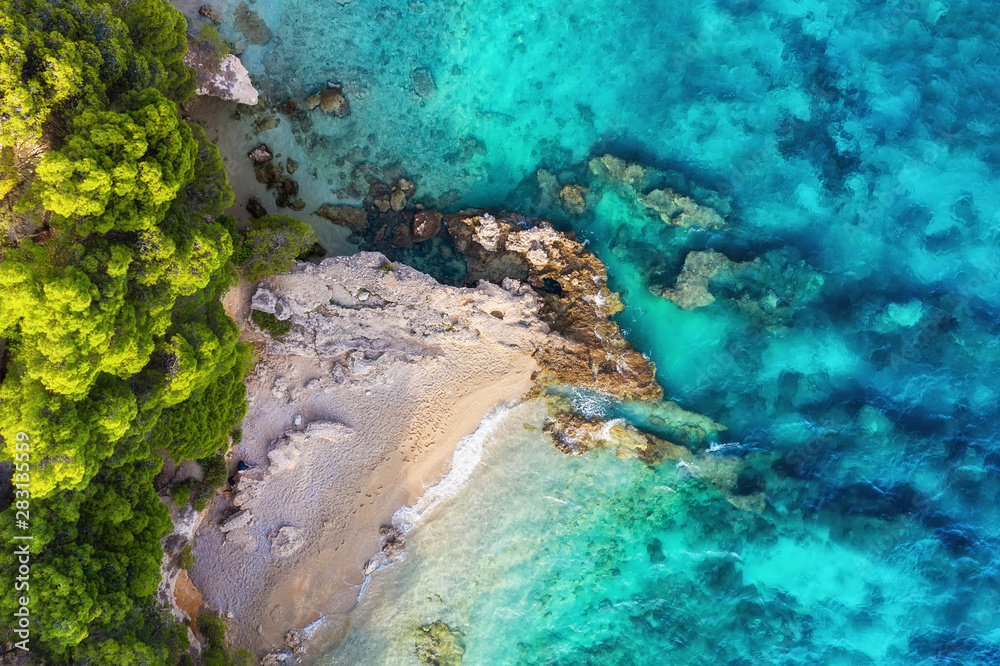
202,0 -> 1000,662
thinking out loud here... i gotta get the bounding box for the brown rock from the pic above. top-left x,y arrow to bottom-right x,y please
286,158 -> 298,175
390,224 -> 414,248
314,204 -> 369,232
445,211 -> 662,402
374,197 -> 392,213
305,94 -> 321,110
411,210 -> 442,241
198,4 -> 221,24
389,188 -> 406,211
319,85 -> 350,117
246,196 -> 267,219
278,98 -> 298,115
395,178 -> 417,197
559,184 -> 587,215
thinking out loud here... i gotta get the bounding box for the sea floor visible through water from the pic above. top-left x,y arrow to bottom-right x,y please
180,0 -> 1000,663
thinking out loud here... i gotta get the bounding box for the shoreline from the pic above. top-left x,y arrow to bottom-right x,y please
190,254 -> 553,661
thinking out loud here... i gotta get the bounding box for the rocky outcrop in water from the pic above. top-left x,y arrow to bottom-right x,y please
446,211 -> 662,402
652,247 -> 824,332
415,620 -> 465,666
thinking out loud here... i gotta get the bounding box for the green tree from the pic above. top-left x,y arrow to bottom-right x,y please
241,214 -> 317,281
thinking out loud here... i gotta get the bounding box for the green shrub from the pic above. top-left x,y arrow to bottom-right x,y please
197,615 -> 253,666
251,310 -> 293,338
178,543 -> 196,570
240,215 -> 317,281
191,452 -> 229,511
171,481 -> 192,507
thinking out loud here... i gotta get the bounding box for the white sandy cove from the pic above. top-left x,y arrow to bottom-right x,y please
194,253 -> 560,661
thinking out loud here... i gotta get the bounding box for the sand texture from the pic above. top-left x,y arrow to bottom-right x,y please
191,253 -> 561,660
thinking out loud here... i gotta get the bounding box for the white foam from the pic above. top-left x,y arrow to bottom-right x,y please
392,402 -> 518,533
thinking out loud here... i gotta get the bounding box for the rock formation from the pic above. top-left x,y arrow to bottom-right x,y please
184,41 -> 259,105
651,247 -> 824,332
446,211 -> 663,402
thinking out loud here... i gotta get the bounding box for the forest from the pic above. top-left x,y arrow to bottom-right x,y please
0,0 -> 312,662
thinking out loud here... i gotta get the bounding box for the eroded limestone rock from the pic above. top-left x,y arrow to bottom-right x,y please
184,43 -> 259,105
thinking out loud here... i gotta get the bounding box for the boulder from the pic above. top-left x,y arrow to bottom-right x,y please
315,204 -> 368,232
319,85 -> 350,117
251,288 -> 292,320
271,526 -> 305,558
184,42 -> 259,105
411,210 -> 442,241
247,196 -> 268,219
198,4 -> 221,24
248,144 -> 273,164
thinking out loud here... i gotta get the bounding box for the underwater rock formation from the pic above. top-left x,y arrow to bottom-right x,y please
234,2 -> 272,46
652,247 -> 824,332
414,620 -> 465,666
587,154 -> 729,229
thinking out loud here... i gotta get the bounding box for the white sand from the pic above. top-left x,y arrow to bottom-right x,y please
191,254 -> 559,659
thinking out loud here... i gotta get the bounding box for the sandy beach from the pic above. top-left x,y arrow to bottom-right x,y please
191,254 -> 556,660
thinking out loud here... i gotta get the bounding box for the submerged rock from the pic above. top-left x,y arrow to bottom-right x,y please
319,85 -> 350,116
587,153 -> 729,229
559,184 -> 588,215
315,204 -> 369,231
414,620 -> 465,666
412,210 -> 442,241
412,67 -> 437,99
651,247 -> 824,332
234,1 -> 272,46
198,4 -> 221,24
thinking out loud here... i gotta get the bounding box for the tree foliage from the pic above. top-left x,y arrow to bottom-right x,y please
0,0 -> 252,661
240,214 -> 317,281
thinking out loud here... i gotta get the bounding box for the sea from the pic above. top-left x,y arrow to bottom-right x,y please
200,0 -> 1000,663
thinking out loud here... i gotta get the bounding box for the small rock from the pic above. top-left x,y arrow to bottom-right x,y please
390,188 -> 407,211
271,526 -> 305,558
411,209 -> 442,241
286,158 -> 298,175
293,414 -> 302,426
559,184 -> 588,215
396,178 -> 417,197
278,98 -> 298,115
320,85 -> 350,117
198,4 -> 221,24
247,196 -> 268,219
374,197 -> 392,213
232,40 -> 247,55
315,204 -> 369,231
248,144 -> 273,163
255,115 -> 280,132
305,94 -> 321,110
412,67 -> 437,99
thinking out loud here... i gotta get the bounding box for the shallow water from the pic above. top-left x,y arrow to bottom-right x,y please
204,0 -> 1000,662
